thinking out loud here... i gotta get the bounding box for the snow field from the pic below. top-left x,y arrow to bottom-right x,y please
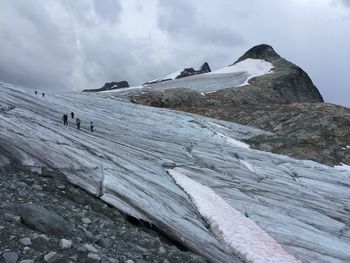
169,169 -> 302,263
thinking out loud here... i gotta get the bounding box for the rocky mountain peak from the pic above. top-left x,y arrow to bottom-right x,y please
174,62 -> 212,79
198,62 -> 211,73
234,44 -> 281,64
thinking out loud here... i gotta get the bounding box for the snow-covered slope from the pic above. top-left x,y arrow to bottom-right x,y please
105,58 -> 273,97
1,82 -> 350,263
209,58 -> 273,86
148,70 -> 183,83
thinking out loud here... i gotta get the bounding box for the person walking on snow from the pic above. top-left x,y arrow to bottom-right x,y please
90,121 -> 94,132
63,114 -> 68,126
35,91 -> 37,95
71,112 -> 74,119
76,118 -> 81,130
42,93 -> 45,97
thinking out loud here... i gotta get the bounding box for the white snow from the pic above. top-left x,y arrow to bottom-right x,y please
239,159 -> 256,172
209,58 -> 273,86
335,163 -> 350,174
149,70 -> 182,83
115,58 -> 273,95
169,169 -> 302,263
215,132 -> 250,149
99,85 -> 144,93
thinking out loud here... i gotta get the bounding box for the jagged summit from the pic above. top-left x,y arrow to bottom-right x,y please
198,62 -> 211,73
234,44 -> 281,64
175,62 -> 212,79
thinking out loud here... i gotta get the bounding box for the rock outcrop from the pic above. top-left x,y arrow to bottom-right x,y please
228,44 -> 324,104
82,81 -> 129,92
175,62 -> 212,79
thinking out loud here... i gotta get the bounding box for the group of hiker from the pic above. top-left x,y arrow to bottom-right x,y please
34,91 -> 45,97
63,112 -> 94,132
34,90 -> 94,132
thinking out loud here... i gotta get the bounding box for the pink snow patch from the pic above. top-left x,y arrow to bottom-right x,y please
168,169 -> 302,263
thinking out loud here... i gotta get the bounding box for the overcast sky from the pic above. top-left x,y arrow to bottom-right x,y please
0,0 -> 349,106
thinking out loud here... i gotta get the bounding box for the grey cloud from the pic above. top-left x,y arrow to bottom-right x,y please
0,1 -> 77,90
157,0 -> 244,47
0,0 -> 126,91
93,0 -> 122,23
341,0 -> 350,6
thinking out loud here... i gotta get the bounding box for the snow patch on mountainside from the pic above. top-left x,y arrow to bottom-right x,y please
169,169 -> 301,263
209,58 -> 273,86
149,70 -> 183,83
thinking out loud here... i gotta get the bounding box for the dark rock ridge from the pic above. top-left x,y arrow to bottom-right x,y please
234,44 -> 281,64
145,62 -> 211,85
82,81 -> 129,92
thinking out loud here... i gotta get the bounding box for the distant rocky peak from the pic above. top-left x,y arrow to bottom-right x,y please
234,44 -> 281,64
199,62 -> 211,73
175,62 -> 211,79
82,81 -> 129,92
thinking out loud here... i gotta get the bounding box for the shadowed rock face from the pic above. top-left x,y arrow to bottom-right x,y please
228,44 -> 324,104
234,44 -> 281,64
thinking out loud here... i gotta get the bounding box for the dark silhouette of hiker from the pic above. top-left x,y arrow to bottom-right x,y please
71,112 -> 74,119
42,93 -> 45,97
76,118 -> 81,130
90,122 -> 94,132
35,91 -> 37,95
63,114 -> 68,126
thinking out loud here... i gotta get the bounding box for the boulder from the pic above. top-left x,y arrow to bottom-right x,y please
1,252 -> 18,263
17,204 -> 72,235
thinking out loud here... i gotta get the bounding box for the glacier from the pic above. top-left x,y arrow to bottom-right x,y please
1,81 -> 350,263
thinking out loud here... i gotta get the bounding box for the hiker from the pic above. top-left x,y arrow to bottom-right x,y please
90,121 -> 94,132
42,93 -> 45,97
35,91 -> 37,95
76,118 -> 81,130
71,112 -> 74,119
62,114 -> 68,126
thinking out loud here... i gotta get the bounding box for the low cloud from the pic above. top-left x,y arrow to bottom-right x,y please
157,0 -> 244,48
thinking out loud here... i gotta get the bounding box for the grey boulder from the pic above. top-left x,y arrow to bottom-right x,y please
17,204 -> 72,235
